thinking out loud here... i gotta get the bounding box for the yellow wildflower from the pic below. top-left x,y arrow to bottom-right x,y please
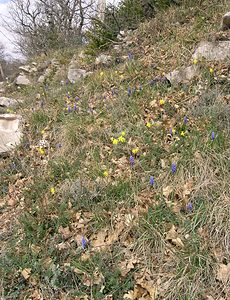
118,136 -> 126,143
159,99 -> 165,105
38,147 -> 45,155
103,170 -> 109,177
100,71 -> 104,76
121,131 -> 126,136
180,131 -> 185,137
193,59 -> 198,65
112,138 -> 118,145
41,130 -> 45,135
146,122 -> 152,128
6,108 -> 13,113
132,148 -> 139,154
209,68 -> 214,74
172,128 -> 176,134
50,187 -> 55,195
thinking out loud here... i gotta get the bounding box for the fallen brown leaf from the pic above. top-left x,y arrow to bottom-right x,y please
216,263 -> 230,284
21,268 -> 32,280
166,225 -> 184,248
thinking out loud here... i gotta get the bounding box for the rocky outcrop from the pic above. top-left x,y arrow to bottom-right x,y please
0,114 -> 22,154
166,65 -> 200,85
221,12 -> 230,31
193,41 -> 230,61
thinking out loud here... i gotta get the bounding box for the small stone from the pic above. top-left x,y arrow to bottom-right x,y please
95,54 -> 112,65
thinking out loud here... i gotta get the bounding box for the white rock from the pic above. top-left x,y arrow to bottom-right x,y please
0,114 -> 22,154
166,65 -> 200,85
222,12 -> 230,30
0,82 -> 5,93
16,74 -> 31,85
67,68 -> 88,83
95,54 -> 112,65
19,65 -> 31,73
0,97 -> 21,107
193,41 -> 230,61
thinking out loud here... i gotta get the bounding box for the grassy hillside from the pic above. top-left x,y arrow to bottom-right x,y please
0,0 -> 230,299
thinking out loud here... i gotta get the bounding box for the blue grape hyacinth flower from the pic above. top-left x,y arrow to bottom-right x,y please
81,236 -> 87,249
211,131 -> 215,141
149,176 -> 155,186
129,155 -> 135,167
186,202 -> 193,212
171,163 -> 177,174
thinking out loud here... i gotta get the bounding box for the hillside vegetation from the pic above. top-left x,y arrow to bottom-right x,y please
0,0 -> 230,299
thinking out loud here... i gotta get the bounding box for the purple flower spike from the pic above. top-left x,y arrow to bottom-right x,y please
128,52 -> 133,60
184,116 -> 188,124
128,87 -> 132,97
67,106 -> 71,113
171,163 -> 177,174
56,143 -> 62,149
186,202 -> 193,212
169,128 -> 173,135
211,131 -> 215,141
129,155 -> 135,167
149,176 -> 155,186
73,103 -> 77,111
81,236 -> 87,249
75,96 -> 79,101
10,162 -> 16,170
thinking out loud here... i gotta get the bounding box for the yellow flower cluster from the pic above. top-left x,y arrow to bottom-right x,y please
111,131 -> 126,145
132,148 -> 139,154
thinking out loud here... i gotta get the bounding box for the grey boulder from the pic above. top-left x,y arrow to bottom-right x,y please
166,65 -> 200,85
221,12 -> 230,30
193,41 -> 230,61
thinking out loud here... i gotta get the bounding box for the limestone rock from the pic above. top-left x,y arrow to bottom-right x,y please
37,67 -> 53,83
19,65 -> 37,74
67,68 -> 88,83
193,41 -> 230,61
166,65 -> 200,85
0,114 -> 22,154
221,12 -> 230,31
0,97 -> 21,107
19,65 -> 31,73
16,73 -> 31,85
0,82 -> 5,94
95,54 -> 112,65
